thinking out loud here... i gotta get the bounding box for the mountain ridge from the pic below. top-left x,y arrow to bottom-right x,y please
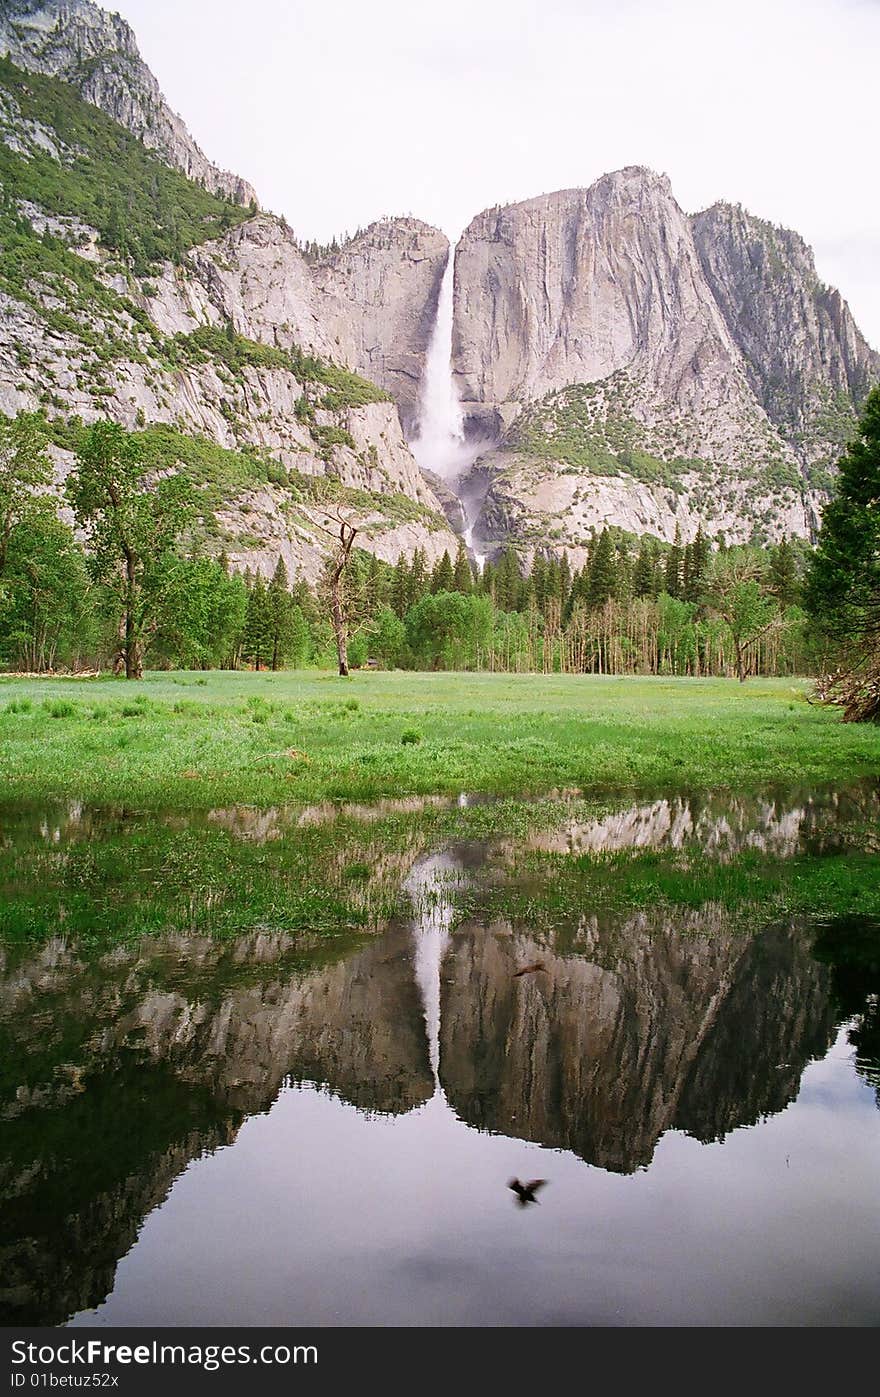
0,0 -> 877,571
0,0 -> 257,204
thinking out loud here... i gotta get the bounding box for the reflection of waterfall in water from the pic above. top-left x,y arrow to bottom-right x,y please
406,853 -> 460,1093
409,250 -> 492,570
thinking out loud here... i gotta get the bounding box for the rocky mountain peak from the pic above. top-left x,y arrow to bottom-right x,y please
0,0 -> 257,204
691,199 -> 879,475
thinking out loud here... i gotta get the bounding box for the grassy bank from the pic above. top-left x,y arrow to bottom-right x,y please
1,671 -> 879,809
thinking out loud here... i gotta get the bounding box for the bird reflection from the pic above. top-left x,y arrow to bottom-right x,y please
508,1178 -> 547,1206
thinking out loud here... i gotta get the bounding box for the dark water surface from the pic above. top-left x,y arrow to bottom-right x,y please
1,782 -> 879,1326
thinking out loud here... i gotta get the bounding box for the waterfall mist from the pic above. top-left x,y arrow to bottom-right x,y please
410,250 -> 494,481
409,249 -> 494,564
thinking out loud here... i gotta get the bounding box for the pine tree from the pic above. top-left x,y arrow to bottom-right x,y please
665,525 -> 683,598
266,556 -> 294,670
408,548 -> 428,608
684,525 -> 710,603
531,553 -> 548,614
805,386 -> 880,718
391,554 -> 410,618
452,538 -> 473,593
770,536 -> 799,609
431,549 -> 455,594
633,538 -> 654,598
495,547 -> 523,611
365,551 -> 386,612
587,528 -> 617,609
558,551 -> 572,613
243,573 -> 271,670
479,558 -> 496,600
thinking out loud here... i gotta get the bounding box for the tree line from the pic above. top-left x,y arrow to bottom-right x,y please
0,390 -> 877,702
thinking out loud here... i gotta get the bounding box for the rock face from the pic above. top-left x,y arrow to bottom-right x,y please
691,202 -> 880,479
0,208 -> 457,581
454,170 -> 759,440
0,49 -> 458,580
2,2 -> 879,564
0,0 -> 256,204
453,167 -> 878,553
312,220 -> 449,435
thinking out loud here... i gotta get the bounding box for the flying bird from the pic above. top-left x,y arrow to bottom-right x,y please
508,1178 -> 547,1206
513,962 -> 547,978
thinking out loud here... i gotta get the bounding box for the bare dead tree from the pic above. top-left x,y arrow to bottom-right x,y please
315,509 -> 358,676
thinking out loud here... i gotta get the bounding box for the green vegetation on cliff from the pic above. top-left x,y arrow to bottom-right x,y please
0,55 -> 251,273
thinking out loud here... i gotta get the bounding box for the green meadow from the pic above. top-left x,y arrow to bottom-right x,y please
1,670 -> 879,809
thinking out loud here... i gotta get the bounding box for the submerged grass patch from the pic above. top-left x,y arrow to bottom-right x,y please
473,841 -> 880,933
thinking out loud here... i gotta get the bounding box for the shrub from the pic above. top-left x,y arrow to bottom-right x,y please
44,699 -> 75,718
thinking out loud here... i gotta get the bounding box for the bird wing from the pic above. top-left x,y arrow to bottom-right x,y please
525,1179 -> 547,1193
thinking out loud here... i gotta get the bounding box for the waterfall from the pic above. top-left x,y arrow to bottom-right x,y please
410,248 -> 491,568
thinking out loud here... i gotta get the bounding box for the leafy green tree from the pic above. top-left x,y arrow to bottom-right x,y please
0,412 -> 52,578
368,605 -> 406,667
66,421 -> 195,678
707,553 -> 777,682
0,513 -> 94,671
806,387 -> 880,718
155,553 -> 250,667
406,592 -> 494,669
152,556 -> 247,669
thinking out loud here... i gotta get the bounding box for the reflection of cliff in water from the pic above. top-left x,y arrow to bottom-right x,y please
439,911 -> 838,1172
0,924 -> 432,1324
523,782 -> 880,860
0,887 -> 875,1323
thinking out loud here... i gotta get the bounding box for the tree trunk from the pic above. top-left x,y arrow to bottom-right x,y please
331,577 -> 349,676
734,637 -> 746,683
126,637 -> 143,680
124,552 -> 143,679
325,516 -> 357,677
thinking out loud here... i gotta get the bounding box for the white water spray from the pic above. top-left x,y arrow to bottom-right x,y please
409,249 -> 491,569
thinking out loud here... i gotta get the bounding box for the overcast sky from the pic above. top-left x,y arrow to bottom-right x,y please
109,0 -> 880,345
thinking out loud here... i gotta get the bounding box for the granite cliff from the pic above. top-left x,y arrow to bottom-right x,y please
452,169 -> 879,560
0,1 -> 878,576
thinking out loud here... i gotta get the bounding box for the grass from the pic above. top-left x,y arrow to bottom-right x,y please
0,671 -> 878,810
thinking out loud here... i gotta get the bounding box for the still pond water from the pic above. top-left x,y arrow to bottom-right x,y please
1,781 -> 879,1326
